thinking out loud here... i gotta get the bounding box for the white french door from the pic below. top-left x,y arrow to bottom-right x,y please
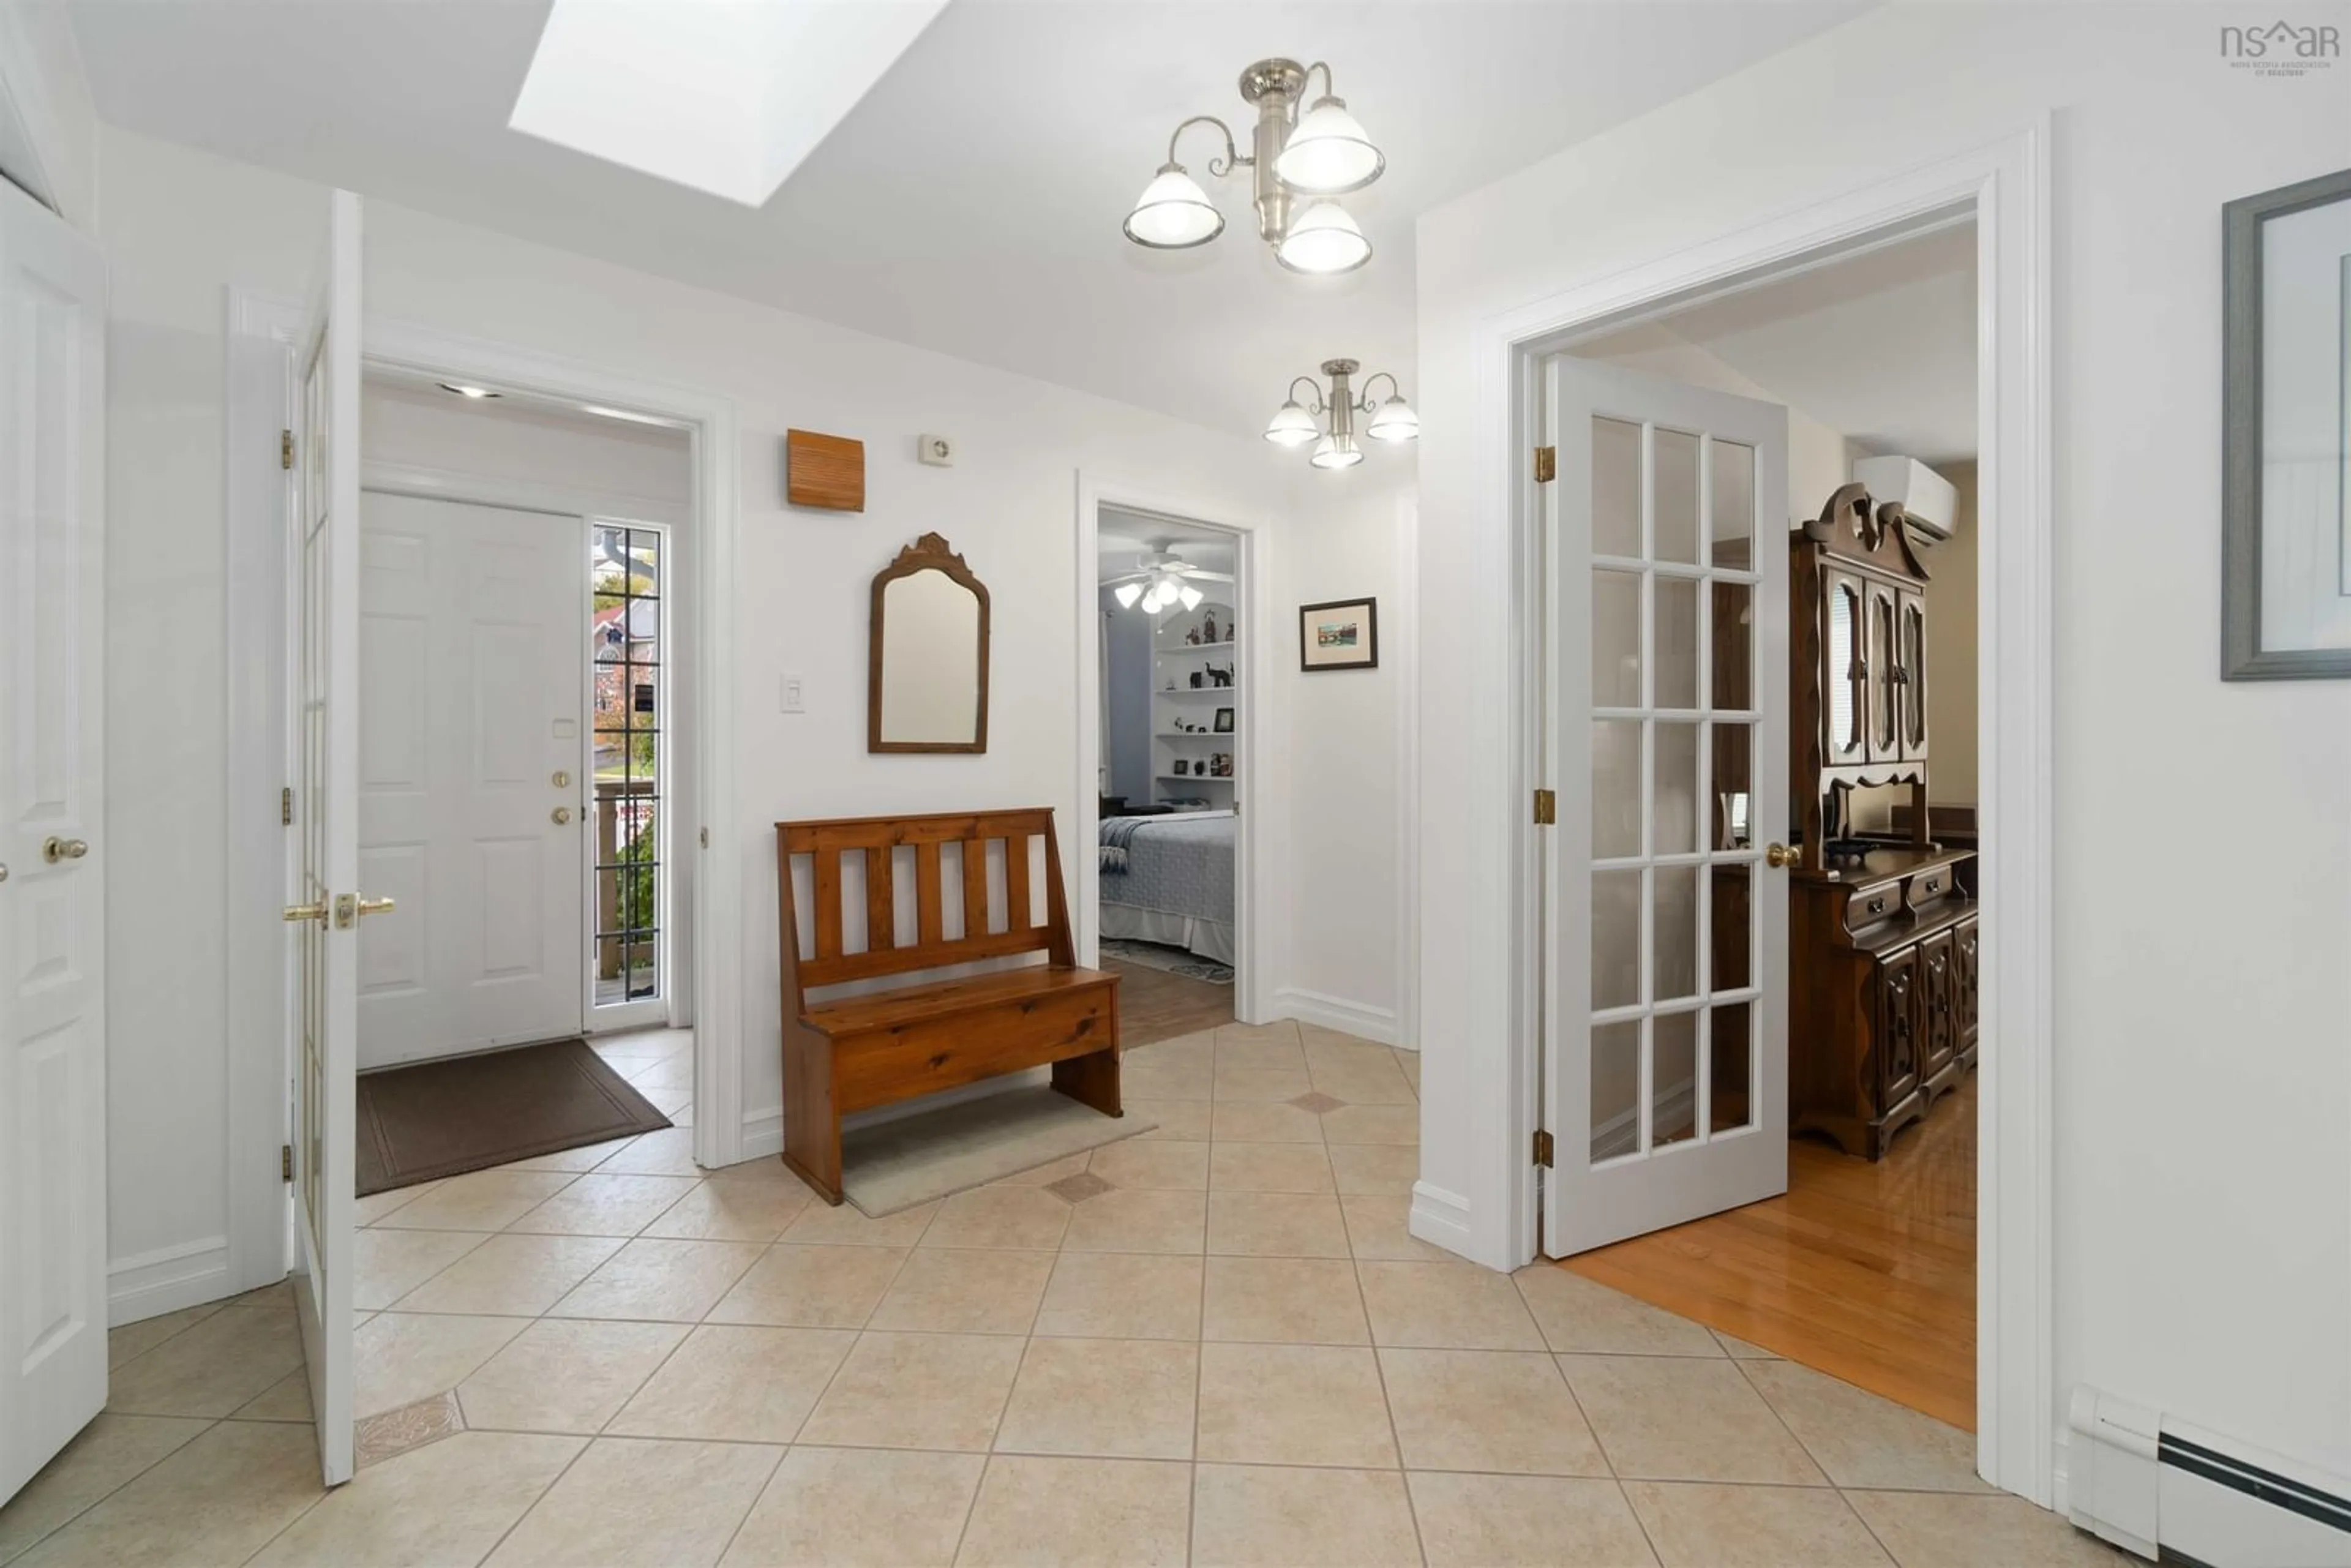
1541,355 -> 1791,1257
287,190 -> 367,1487
0,176 -> 108,1507
356,493 -> 588,1069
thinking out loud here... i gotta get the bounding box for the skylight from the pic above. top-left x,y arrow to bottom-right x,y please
509,0 -> 947,207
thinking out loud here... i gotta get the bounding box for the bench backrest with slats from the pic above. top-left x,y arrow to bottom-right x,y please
775,808 -> 1077,997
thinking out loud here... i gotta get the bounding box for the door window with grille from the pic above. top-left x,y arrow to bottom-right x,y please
593,524 -> 664,1009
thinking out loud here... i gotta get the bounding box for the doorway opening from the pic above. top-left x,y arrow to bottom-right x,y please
1539,218 -> 1984,1430
1090,507 -> 1248,1044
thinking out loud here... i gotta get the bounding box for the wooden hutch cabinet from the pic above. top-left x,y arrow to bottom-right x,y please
1789,484 -> 1978,1159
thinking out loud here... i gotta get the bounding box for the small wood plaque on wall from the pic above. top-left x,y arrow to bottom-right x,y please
786,429 -> 864,512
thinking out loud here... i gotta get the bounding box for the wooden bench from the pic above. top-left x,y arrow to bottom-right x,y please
774,807 -> 1122,1204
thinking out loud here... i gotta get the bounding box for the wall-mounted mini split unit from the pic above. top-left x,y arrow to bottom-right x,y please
2068,1386 -> 2351,1567
1853,454 -> 1957,542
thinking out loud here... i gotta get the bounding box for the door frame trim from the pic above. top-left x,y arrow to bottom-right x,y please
1438,123 -> 2053,1502
225,304 -> 748,1223
1072,474 -> 1275,1027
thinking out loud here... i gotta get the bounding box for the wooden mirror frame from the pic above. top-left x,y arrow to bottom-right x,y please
868,531 -> 991,754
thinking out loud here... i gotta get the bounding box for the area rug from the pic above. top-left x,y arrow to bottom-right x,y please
356,1038 -> 672,1196
1101,938 -> 1234,986
841,1086 -> 1156,1217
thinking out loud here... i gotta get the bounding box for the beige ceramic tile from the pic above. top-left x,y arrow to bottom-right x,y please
1125,1032 -> 1215,1068
1060,1189 -> 1206,1255
919,1187 -> 1074,1250
0,1414 -> 212,1564
1210,1101 -> 1324,1143
1212,1038 -> 1307,1075
1713,1329 -> 1780,1358
1740,1358 -> 1990,1491
608,1324 -> 857,1444
485,1437 -> 780,1568
868,1248 -> 1054,1335
230,1369 -> 315,1424
1120,1058 -> 1213,1101
1625,1480 -> 1892,1567
547,1236 -> 763,1321
989,1152 -> 1092,1187
247,1430 -> 583,1568
779,1196 -> 940,1247
355,1181 -> 441,1228
1515,1265 -> 1728,1357
1340,1195 -> 1463,1262
1033,1252 -> 1202,1341
1202,1256 -> 1368,1345
1410,1472 -> 1659,1567
104,1303 -> 224,1368
594,1125 -> 703,1177
1190,1464 -> 1421,1568
1086,1139 -> 1210,1192
957,1456 -> 1192,1567
1561,1354 -> 1826,1485
1380,1347 -> 1607,1475
354,1392 -> 462,1469
798,1331 -> 1026,1452
1206,1191 -> 1351,1258
375,1169 -> 580,1231
1295,1022 -> 1380,1053
1208,1142 -> 1335,1195
1307,1057 -> 1416,1106
1195,1342 -> 1395,1468
389,1232 -> 624,1317
354,1311 -> 527,1419
995,1338 -> 1198,1460
1317,1103 -> 1419,1145
1214,1021 -> 1300,1049
718,1446 -> 982,1568
10,1420 -> 323,1568
353,1228 -> 490,1311
640,1086 -> 694,1120
499,1135 -> 640,1173
504,1172 -> 701,1237
454,1317 -> 686,1434
706,1243 -> 908,1329
1842,1489 -> 2135,1567
640,1171 -> 814,1243
623,1057 -> 696,1091
105,1305 -> 306,1418
1124,1098 -> 1214,1141
1212,1067 -> 1313,1103
1328,1143 -> 1420,1195
1391,1048 -> 1421,1090
1359,1259 -> 1545,1349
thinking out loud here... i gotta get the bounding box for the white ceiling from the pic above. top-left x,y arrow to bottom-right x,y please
70,0 -> 1864,437
1099,508 -> 1235,583
1589,221 -> 1979,461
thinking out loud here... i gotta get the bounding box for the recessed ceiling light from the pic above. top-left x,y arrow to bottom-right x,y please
580,404 -> 674,427
438,382 -> 500,400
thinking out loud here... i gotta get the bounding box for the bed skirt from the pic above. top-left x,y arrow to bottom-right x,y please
1100,901 -> 1237,967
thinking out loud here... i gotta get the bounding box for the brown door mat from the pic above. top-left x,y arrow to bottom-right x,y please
356,1037 -> 674,1197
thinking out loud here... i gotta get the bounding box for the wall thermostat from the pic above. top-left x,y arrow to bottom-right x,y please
918,433 -> 954,467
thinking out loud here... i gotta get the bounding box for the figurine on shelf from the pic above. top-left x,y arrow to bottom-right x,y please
1185,627 -> 1202,646
1207,664 -> 1233,688
1190,671 -> 1204,688
1202,611 -> 1219,643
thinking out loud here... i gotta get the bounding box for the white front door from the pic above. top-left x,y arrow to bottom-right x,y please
1542,355 -> 1792,1256
288,190 -> 367,1487
0,176 -> 108,1506
357,493 -> 587,1068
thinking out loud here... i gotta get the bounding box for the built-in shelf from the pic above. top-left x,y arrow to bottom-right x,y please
1157,773 -> 1236,783
1155,687 -> 1234,698
1157,640 -> 1237,655
1149,602 -> 1239,809
1155,732 -> 1231,740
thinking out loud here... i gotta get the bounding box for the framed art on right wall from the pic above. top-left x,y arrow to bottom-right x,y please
2222,165 -> 2351,680
1298,598 -> 1380,671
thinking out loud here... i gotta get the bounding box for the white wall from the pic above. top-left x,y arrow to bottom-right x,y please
361,381 -> 691,518
0,0 -> 97,225
94,125 -> 1386,1308
1414,1 -> 2351,1488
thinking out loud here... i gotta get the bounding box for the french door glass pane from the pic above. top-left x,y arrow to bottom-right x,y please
1592,720 -> 1641,860
1592,870 -> 1641,1011
1654,428 -> 1700,565
1592,416 -> 1641,558
594,523 -> 663,1008
1593,569 -> 1642,707
1652,721 -> 1700,857
1591,1020 -> 1641,1163
1711,861 -> 1753,991
1655,577 -> 1700,711
1711,582 -> 1751,710
1654,866 -> 1698,1003
1653,1010 -> 1699,1147
1709,437 -> 1755,566
1709,1001 -> 1754,1134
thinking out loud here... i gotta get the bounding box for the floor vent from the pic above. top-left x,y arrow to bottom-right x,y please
2068,1386 -> 2351,1567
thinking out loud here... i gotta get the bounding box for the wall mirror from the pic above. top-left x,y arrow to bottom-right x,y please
2222,166 -> 2351,680
869,532 -> 990,752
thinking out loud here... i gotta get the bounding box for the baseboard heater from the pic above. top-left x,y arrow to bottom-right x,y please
2069,1387 -> 2351,1566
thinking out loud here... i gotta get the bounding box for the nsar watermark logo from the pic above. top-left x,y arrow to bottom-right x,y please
2221,19 -> 2339,76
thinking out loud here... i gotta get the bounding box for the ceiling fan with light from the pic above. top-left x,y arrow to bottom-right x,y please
1104,549 -> 1234,614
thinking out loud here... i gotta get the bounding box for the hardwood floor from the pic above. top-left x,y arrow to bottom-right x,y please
1105,955 -> 1233,1045
1562,1073 -> 1978,1431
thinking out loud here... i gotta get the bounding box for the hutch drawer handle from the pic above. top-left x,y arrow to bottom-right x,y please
1866,897 -> 1886,915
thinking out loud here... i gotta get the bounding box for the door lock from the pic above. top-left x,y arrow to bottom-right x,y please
552,806 -> 574,825
283,901 -> 328,923
42,836 -> 89,863
1764,842 -> 1801,869
552,771 -> 571,788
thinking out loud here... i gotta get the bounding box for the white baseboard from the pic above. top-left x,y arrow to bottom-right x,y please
108,1236 -> 233,1326
1408,1180 -> 1489,1267
1274,986 -> 1400,1046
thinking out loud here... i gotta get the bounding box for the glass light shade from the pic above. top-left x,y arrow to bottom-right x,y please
1275,97 -> 1384,195
1367,395 -> 1420,441
1114,580 -> 1144,608
1141,580 -> 1169,612
1179,585 -> 1204,612
1275,201 -> 1371,276
1310,433 -> 1364,470
1264,399 -> 1319,446
1122,163 -> 1224,249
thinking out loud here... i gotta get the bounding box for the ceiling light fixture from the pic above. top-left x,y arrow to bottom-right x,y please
1125,59 -> 1384,276
1104,549 -> 1234,616
438,382 -> 500,400
1268,359 -> 1417,470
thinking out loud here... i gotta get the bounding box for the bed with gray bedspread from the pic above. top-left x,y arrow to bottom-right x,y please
1097,811 -> 1236,965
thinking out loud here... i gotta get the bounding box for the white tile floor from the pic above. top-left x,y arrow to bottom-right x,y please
2,1023 -> 2132,1567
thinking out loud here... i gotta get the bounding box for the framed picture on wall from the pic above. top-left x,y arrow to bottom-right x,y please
1213,707 -> 1235,732
1298,598 -> 1379,672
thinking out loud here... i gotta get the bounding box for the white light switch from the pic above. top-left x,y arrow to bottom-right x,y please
780,675 -> 806,714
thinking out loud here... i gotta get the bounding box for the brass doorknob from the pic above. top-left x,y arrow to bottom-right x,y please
1764,842 -> 1800,869
283,901 -> 328,923
357,896 -> 396,917
552,807 -> 573,825
42,836 -> 89,863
